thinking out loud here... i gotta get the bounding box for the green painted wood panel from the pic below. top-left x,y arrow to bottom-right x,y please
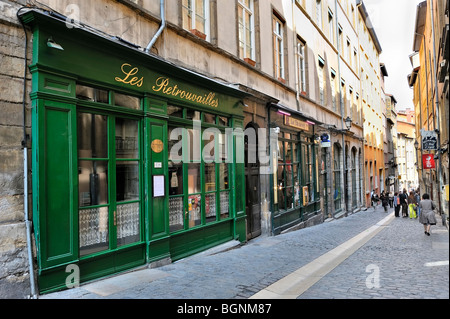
39,100 -> 78,268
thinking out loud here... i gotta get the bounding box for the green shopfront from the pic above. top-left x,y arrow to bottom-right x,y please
21,10 -> 248,294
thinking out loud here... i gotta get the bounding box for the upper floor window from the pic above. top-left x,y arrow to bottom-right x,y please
273,13 -> 285,80
328,9 -> 335,46
238,0 -> 255,62
316,0 -> 322,29
297,38 -> 306,94
182,0 -> 210,40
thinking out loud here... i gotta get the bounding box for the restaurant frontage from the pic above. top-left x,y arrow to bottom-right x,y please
20,9 -> 248,294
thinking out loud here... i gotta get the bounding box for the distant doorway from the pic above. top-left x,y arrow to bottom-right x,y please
245,123 -> 261,239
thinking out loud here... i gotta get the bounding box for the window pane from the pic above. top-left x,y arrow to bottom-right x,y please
204,113 -> 216,124
182,0 -> 193,30
219,163 -> 229,189
116,202 -> 140,246
79,207 -> 109,256
115,93 -> 140,110
169,162 -> 183,195
220,191 -> 230,219
205,193 -> 216,223
78,113 -> 108,159
218,116 -> 229,126
205,163 -> 216,191
78,160 -> 108,207
168,105 -> 183,118
186,109 -> 201,120
188,163 -> 201,194
115,118 -> 139,159
168,126 -> 183,163
116,161 -> 139,202
188,128 -> 201,162
188,194 -> 201,226
286,187 -> 293,209
169,197 -> 184,232
278,187 -> 286,210
76,85 -> 109,104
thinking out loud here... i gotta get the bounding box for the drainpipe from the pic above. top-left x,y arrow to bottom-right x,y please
17,7 -> 37,299
144,0 -> 166,53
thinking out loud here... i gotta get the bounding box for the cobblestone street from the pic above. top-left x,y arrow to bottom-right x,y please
41,204 -> 449,300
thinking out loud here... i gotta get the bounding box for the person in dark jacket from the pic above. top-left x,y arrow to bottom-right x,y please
399,189 -> 408,217
380,191 -> 389,212
393,192 -> 400,217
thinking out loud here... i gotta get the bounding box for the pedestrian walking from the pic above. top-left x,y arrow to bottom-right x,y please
389,192 -> 394,208
415,190 -> 421,217
399,189 -> 408,218
419,193 -> 437,236
393,192 -> 400,217
380,191 -> 389,212
408,191 -> 418,219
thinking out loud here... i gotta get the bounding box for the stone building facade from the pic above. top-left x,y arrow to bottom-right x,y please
0,0 -> 383,297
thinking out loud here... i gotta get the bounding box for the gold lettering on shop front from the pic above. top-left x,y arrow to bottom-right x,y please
115,63 -> 144,87
114,63 -> 219,108
152,77 -> 219,108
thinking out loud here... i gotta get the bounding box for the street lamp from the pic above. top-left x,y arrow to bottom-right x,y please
344,116 -> 352,130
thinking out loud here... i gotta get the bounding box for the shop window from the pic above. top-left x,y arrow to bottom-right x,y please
168,110 -> 231,232
114,92 -> 141,110
77,112 -> 142,256
76,85 -> 109,104
168,105 -> 183,118
204,112 -> 216,124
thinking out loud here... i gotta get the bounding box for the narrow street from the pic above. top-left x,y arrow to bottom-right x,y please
41,204 -> 449,300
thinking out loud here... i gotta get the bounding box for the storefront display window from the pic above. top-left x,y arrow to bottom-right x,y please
76,86 -> 143,257
270,108 -> 319,213
167,108 -> 232,232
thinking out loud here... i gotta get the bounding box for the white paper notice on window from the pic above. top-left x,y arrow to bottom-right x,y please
153,175 -> 165,197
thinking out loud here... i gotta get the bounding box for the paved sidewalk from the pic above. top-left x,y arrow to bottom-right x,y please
40,204 -> 448,299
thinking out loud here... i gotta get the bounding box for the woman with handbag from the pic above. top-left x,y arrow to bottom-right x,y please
419,193 -> 437,236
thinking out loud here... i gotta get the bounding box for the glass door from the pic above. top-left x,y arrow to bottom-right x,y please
77,111 -> 142,257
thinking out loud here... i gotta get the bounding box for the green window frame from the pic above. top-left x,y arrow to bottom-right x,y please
76,83 -> 144,258
168,106 -> 231,233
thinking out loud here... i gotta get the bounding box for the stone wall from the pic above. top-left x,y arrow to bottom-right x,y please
0,0 -> 33,299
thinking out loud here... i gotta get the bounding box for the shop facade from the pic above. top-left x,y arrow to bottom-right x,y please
21,9 -> 248,293
268,105 -> 322,235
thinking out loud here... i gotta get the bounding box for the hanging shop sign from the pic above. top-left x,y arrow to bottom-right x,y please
421,129 -> 438,150
320,133 -> 331,148
422,154 -> 436,169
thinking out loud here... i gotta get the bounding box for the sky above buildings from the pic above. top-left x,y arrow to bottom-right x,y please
363,0 -> 423,111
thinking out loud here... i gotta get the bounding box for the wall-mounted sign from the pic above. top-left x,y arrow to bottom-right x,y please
284,116 -> 309,131
114,63 -> 219,108
320,133 -> 331,148
421,129 -> 438,150
422,154 -> 436,169
151,139 -> 164,153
